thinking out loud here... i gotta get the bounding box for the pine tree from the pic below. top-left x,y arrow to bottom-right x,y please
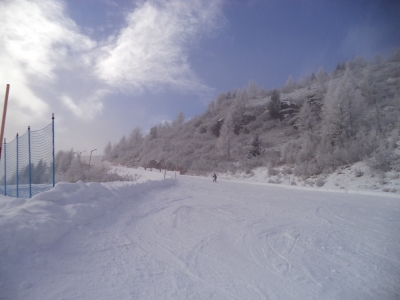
150,126 -> 157,139
319,68 -> 364,150
296,99 -> 321,132
249,135 -> 261,157
33,159 -> 49,184
269,89 -> 281,119
173,111 -> 185,127
245,80 -> 258,99
283,75 -> 296,92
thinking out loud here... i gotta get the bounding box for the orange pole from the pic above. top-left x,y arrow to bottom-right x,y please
0,84 -> 10,159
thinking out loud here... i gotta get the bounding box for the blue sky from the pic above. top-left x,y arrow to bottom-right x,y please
0,0 -> 399,153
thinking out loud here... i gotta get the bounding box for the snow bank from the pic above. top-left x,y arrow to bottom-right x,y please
0,178 -> 176,258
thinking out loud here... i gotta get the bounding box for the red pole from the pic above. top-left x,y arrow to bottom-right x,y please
0,84 -> 10,159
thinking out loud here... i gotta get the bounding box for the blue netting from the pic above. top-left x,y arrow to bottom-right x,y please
0,119 -> 54,198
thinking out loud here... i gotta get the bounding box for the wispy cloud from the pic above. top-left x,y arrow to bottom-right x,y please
61,89 -> 105,119
95,0 -> 225,93
0,0 -> 224,120
0,0 -> 96,134
0,0 -> 225,150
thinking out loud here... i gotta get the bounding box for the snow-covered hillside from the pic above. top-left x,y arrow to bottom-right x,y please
101,56 -> 400,190
1,168 -> 399,299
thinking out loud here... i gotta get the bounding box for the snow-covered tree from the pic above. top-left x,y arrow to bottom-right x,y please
207,100 -> 216,113
56,149 -> 74,173
103,142 -> 112,160
245,80 -> 258,99
32,159 -> 50,184
390,48 -> 400,62
128,127 -> 143,146
269,89 -> 281,119
248,135 -> 261,157
66,155 -> 85,182
296,98 -> 321,132
217,113 -> 234,159
361,68 -> 383,132
149,126 -> 157,139
317,67 -> 366,168
299,58 -> 381,167
172,111 -> 185,127
283,75 -> 296,92
316,67 -> 329,83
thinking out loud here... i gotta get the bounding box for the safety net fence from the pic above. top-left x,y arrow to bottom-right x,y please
0,115 -> 55,198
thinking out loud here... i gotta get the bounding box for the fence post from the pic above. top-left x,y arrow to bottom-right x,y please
0,84 -> 10,160
28,126 -> 31,198
16,133 -> 19,198
3,138 -> 6,196
52,113 -> 55,187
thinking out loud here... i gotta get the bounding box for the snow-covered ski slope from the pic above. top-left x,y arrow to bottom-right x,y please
1,172 -> 400,300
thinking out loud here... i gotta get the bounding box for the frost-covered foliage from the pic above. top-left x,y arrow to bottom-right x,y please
103,51 -> 400,177
55,150 -> 133,183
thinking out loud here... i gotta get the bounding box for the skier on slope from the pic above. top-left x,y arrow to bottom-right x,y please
213,173 -> 217,183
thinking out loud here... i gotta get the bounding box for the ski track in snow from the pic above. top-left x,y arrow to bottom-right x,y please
1,175 -> 400,299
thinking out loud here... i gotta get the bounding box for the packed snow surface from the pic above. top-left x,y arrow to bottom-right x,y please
1,168 -> 400,300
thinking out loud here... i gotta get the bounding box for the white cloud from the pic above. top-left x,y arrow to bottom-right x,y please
0,0 -> 94,80
95,0 -> 225,93
61,93 -> 104,120
0,0 -> 224,122
0,0 -> 225,151
0,0 -> 96,137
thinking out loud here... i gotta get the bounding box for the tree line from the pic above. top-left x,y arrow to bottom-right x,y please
103,50 -> 400,178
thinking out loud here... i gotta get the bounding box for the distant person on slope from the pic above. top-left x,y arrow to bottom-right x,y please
213,173 -> 217,183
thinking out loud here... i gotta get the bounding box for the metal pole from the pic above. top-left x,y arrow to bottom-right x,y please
52,113 -> 55,187
75,150 -> 86,181
88,149 -> 96,172
28,126 -> 31,198
0,84 -> 10,160
3,138 -> 6,196
16,133 -> 18,198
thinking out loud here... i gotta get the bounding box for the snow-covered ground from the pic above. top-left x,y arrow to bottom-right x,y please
215,162 -> 400,196
1,167 -> 400,299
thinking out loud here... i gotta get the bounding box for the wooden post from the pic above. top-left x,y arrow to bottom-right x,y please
0,84 -> 10,159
